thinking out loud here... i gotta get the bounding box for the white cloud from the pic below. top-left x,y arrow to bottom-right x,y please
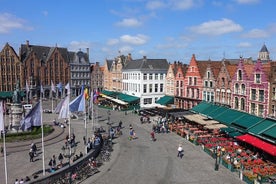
169,0 -> 196,10
107,38 -> 119,46
146,0 -> 202,11
68,41 -> 92,51
235,0 -> 260,4
0,13 -> 32,33
116,18 -> 142,27
188,18 -> 243,36
237,42 -> 251,48
242,29 -> 269,38
120,34 -> 149,45
146,1 -> 166,10
118,45 -> 133,53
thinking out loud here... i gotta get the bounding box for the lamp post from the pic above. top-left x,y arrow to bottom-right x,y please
61,145 -> 76,184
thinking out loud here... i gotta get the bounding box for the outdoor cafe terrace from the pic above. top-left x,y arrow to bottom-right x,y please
165,101 -> 276,184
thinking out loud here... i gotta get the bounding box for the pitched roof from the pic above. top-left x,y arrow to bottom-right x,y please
20,43 -> 70,64
244,64 -> 255,78
226,64 -> 238,79
210,61 -> 222,78
260,44 -> 269,52
123,57 -> 169,71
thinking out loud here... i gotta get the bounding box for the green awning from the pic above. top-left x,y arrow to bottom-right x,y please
200,104 -> 220,115
231,114 -> 263,131
220,127 -> 236,133
190,101 -> 211,113
213,109 -> 246,126
206,106 -> 229,118
117,93 -> 139,103
156,96 -> 174,105
248,119 -> 275,135
228,131 -> 243,138
260,124 -> 276,142
101,90 -> 117,97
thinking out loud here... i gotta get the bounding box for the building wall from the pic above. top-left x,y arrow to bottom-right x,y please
183,54 -> 203,109
0,43 -> 23,93
247,60 -> 270,117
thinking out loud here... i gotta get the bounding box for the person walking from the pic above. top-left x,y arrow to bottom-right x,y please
29,149 -> 34,162
177,144 -> 183,158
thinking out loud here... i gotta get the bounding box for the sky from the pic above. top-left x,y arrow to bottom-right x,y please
0,0 -> 276,64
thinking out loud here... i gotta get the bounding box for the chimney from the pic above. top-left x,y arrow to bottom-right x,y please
128,53 -> 132,61
86,48 -> 89,59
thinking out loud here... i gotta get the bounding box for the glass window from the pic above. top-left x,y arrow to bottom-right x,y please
259,90 -> 264,102
143,84 -> 147,93
241,98 -> 245,110
149,74 -> 153,80
235,97 -> 239,109
155,84 -> 158,92
194,77 -> 197,85
255,74 -> 261,83
238,70 -> 242,80
251,89 -> 256,100
251,103 -> 256,115
189,77 -> 192,85
160,84 -> 163,92
149,84 -> 152,93
143,74 -> 147,80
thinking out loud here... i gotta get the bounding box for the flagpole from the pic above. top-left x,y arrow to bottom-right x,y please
91,100 -> 94,134
84,97 -> 87,154
1,101 -> 8,184
40,90 -> 46,175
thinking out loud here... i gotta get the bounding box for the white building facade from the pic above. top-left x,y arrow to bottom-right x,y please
122,56 -> 169,108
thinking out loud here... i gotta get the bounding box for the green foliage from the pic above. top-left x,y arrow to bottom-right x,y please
0,125 -> 54,142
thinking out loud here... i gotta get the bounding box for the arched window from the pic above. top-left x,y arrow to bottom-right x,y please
235,83 -> 239,94
241,84 -> 246,95
241,98 -> 245,111
235,97 -> 239,109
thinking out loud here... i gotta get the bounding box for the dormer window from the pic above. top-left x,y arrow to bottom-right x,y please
222,77 -> 225,87
238,70 -> 242,80
255,74 -> 261,84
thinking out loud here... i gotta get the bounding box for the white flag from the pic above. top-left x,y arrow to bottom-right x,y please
51,81 -> 56,93
26,80 -> 30,94
65,83 -> 70,95
40,85 -> 44,94
0,101 -> 4,131
58,96 -> 70,119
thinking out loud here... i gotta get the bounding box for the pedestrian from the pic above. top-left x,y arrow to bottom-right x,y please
150,130 -> 156,141
19,178 -> 24,184
58,153 -> 64,165
24,176 -> 30,182
118,121 -> 122,128
177,144 -> 183,158
14,178 -> 19,184
31,143 -> 37,156
52,155 -> 57,170
29,149 -> 34,162
83,136 -> 86,145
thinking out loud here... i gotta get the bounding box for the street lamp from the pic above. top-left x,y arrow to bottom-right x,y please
61,145 -> 76,184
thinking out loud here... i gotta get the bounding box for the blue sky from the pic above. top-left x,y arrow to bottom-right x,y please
0,0 -> 276,64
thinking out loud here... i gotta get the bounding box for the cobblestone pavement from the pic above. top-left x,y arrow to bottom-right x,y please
0,100 -> 245,184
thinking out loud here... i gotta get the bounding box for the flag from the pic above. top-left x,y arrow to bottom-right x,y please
26,80 -> 30,94
57,82 -> 62,92
69,93 -> 85,112
40,85 -> 44,95
54,97 -> 66,114
93,89 -> 99,102
0,101 -> 4,131
65,82 -> 70,95
58,96 -> 70,119
84,87 -> 89,100
51,81 -> 56,93
20,101 -> 42,131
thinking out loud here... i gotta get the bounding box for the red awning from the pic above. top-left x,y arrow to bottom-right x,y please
236,134 -> 276,156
